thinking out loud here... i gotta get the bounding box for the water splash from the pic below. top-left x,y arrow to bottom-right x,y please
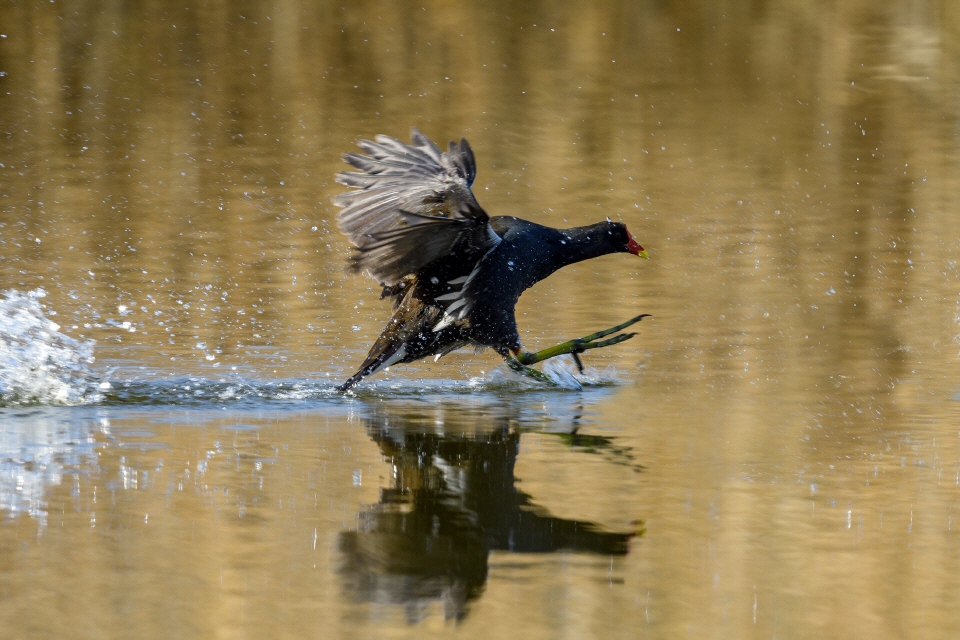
542,357 -> 587,389
469,356 -> 623,391
544,356 -> 624,389
0,289 -> 625,407
101,377 -> 341,406
0,289 -> 100,406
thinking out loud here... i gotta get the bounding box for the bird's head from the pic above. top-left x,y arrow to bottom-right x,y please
558,220 -> 649,264
604,221 -> 648,259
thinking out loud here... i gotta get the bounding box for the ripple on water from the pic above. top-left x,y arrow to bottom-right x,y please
102,366 -> 622,407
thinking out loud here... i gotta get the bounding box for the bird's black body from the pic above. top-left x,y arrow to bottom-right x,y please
334,130 -> 645,391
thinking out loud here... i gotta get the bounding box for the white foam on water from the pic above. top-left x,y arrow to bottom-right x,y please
0,289 -> 100,406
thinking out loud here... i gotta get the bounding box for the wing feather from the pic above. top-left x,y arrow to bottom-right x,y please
335,128 -> 498,286
349,217 -> 475,283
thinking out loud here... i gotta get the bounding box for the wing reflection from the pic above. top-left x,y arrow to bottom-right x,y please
339,401 -> 639,622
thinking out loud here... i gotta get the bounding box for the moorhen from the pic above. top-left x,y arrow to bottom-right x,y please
334,128 -> 649,392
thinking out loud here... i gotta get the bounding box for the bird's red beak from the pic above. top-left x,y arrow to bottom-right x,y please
626,228 -> 648,259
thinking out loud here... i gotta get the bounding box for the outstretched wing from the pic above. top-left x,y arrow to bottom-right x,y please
335,128 -> 500,287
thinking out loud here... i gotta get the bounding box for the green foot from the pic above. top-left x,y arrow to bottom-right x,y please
504,357 -> 560,386
504,314 -> 650,379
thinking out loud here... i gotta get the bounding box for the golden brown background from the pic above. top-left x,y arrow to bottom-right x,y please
1,1 -> 959,638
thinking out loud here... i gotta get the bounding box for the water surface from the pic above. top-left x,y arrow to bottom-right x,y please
2,2 -> 960,638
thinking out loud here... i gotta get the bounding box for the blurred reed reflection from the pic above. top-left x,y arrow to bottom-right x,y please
1,0 -> 959,636
339,399 -> 637,622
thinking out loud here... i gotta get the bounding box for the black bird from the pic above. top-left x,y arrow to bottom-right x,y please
334,128 -> 649,392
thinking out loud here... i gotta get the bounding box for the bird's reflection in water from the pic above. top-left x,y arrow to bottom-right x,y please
338,398 -> 640,622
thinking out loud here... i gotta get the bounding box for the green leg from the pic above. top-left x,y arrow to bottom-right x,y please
502,314 -> 650,379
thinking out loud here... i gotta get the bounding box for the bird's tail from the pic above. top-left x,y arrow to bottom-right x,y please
335,370 -> 367,393
335,338 -> 408,393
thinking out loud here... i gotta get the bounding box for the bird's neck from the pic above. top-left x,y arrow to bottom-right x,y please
555,222 -> 620,269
